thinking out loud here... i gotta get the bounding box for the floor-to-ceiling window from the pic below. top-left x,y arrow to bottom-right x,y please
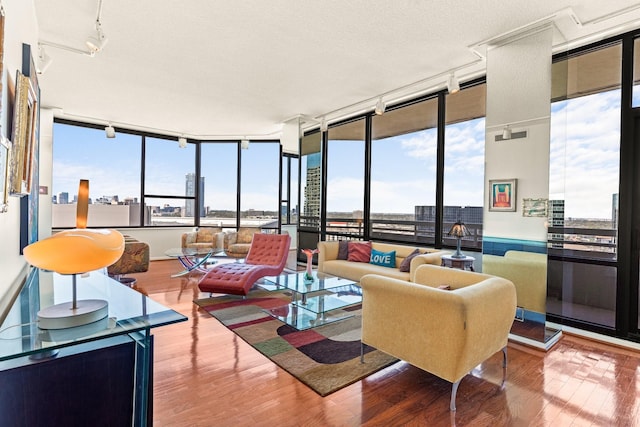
239,141 -> 281,229
443,83 -> 486,251
370,97 -> 438,244
325,119 -> 366,239
200,142 -> 238,227
548,42 -> 622,329
281,154 -> 299,226
144,136 -> 196,226
298,132 -> 322,253
52,121 -> 284,231
51,121 -> 141,227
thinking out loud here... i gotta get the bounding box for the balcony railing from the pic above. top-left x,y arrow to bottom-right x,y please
302,217 -> 483,250
547,226 -> 617,262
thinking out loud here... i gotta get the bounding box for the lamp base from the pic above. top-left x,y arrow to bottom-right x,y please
450,254 -> 467,259
37,299 -> 108,330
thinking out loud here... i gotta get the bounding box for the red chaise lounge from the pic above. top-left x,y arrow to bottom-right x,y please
198,233 -> 291,296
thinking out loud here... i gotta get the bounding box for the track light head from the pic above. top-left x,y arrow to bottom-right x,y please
37,44 -> 53,74
178,137 -> 187,148
447,73 -> 460,94
86,21 -> 108,54
105,124 -> 116,138
320,118 -> 328,132
241,139 -> 250,150
502,125 -> 512,140
374,98 -> 386,115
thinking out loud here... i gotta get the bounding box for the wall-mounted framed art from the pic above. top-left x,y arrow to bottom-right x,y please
522,198 -> 548,217
0,136 -> 8,212
9,71 -> 37,196
489,178 -> 517,212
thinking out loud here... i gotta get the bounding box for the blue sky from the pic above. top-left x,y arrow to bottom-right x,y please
53,88 -> 628,219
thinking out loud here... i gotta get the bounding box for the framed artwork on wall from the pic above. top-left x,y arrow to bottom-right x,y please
9,71 -> 36,196
522,198 -> 548,217
19,43 -> 41,252
489,179 -> 517,212
0,136 -> 8,212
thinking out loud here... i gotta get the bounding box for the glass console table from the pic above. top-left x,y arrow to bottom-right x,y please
164,247 -> 228,277
261,272 -> 362,330
0,267 -> 187,427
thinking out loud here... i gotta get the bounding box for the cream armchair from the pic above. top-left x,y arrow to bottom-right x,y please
181,227 -> 224,250
360,265 -> 516,411
224,227 -> 261,258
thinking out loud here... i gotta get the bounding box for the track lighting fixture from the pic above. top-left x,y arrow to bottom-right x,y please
320,118 -> 328,132
105,124 -> 116,138
241,139 -> 250,150
178,136 -> 187,148
86,0 -> 108,54
495,124 -> 527,141
447,73 -> 460,94
36,44 -> 53,74
502,125 -> 512,140
374,98 -> 386,115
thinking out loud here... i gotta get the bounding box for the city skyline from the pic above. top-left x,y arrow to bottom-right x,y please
53,88 -> 626,220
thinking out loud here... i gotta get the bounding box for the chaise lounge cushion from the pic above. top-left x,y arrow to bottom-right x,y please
198,233 -> 291,296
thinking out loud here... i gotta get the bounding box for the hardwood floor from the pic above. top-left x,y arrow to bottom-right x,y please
132,260 -> 640,427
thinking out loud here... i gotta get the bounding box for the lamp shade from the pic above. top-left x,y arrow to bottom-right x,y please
447,222 -> 470,238
23,178 -> 124,274
76,179 -> 89,228
23,228 -> 125,275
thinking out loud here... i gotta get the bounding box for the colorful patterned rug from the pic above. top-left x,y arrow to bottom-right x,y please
194,290 -> 398,396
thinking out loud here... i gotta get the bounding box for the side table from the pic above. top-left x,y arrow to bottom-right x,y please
441,254 -> 475,271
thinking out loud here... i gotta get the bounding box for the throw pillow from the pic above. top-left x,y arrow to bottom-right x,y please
399,248 -> 420,272
347,241 -> 372,263
337,240 -> 349,260
370,249 -> 396,268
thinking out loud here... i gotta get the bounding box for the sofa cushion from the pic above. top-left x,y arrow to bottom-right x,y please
370,249 -> 396,268
399,248 -> 420,272
348,241 -> 371,263
322,260 -> 410,282
337,240 -> 349,260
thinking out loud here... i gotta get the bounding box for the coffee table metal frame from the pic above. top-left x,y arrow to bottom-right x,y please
261,271 -> 362,330
164,247 -> 226,277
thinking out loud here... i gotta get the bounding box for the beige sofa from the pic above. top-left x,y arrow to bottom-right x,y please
360,265 -> 516,411
482,250 -> 547,316
317,241 -> 448,282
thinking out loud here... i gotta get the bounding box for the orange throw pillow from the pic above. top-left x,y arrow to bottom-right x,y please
347,241 -> 372,263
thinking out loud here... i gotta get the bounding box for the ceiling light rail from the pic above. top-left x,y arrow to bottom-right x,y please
302,59 -> 483,131
37,0 -> 108,71
45,109 -> 285,141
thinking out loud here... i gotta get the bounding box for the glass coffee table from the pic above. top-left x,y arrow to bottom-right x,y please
164,247 -> 227,277
261,271 -> 362,330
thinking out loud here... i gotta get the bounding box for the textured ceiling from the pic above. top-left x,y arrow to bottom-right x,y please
33,1 -> 640,140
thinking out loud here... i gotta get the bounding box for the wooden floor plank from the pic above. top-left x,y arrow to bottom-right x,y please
127,260 -> 640,427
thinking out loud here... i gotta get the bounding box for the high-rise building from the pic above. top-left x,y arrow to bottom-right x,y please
415,205 -> 483,224
415,205 -> 483,239
303,153 -> 321,224
185,173 -> 205,217
57,192 -> 69,204
548,199 -> 565,249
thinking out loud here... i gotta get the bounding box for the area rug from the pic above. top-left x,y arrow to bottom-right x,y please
194,290 -> 398,396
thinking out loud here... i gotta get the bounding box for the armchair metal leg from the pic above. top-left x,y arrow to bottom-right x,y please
450,380 -> 461,411
501,346 -> 508,390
